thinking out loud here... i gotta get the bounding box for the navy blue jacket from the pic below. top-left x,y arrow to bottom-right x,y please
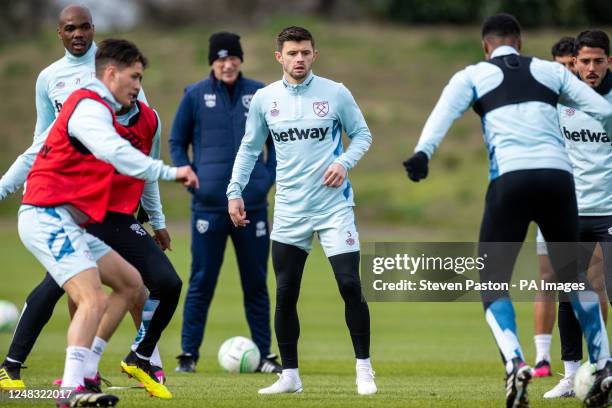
169,72 -> 275,212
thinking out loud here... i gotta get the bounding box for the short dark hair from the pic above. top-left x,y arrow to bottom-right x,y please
276,26 -> 314,51
575,29 -> 610,56
551,36 -> 575,58
95,39 -> 148,77
481,13 -> 521,40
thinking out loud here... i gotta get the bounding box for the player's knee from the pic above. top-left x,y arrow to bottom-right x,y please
161,274 -> 183,299
78,289 -> 107,319
335,274 -> 362,303
275,284 -> 299,307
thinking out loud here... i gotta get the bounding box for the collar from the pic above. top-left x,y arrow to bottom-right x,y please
594,70 -> 612,96
86,78 -> 123,112
117,101 -> 141,126
282,71 -> 315,95
490,45 -> 519,59
64,41 -> 97,64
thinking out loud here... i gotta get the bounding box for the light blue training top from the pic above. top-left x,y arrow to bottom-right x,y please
227,72 -> 372,217
559,84 -> 612,216
414,45 -> 612,180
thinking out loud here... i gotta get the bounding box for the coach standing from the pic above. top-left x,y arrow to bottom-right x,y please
169,32 -> 280,373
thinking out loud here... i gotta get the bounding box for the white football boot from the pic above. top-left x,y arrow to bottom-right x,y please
356,363 -> 377,395
543,376 -> 575,398
258,372 -> 303,394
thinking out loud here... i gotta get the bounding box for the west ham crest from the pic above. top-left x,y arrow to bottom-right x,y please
196,219 -> 209,234
313,101 -> 329,117
242,94 -> 253,109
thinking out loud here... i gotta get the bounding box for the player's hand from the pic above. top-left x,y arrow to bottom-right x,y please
323,162 -> 347,188
228,198 -> 250,227
153,228 -> 172,251
403,151 -> 429,182
175,165 -> 199,189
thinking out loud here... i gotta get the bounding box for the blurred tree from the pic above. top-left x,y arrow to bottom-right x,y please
360,0 -> 611,27
0,0 -> 49,42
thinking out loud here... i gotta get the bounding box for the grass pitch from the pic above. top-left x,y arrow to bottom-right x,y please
0,223 -> 600,407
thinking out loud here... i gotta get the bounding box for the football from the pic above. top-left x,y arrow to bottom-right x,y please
218,336 -> 260,373
0,300 -> 19,333
574,361 -> 596,401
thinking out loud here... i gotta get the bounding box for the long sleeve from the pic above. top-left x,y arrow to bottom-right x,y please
0,71 -> 58,199
68,100 -> 177,181
168,89 -> 195,166
558,67 -> 612,136
414,69 -> 475,158
0,129 -> 48,199
140,113 -> 166,230
33,71 -> 56,139
226,91 -> 270,199
333,85 -> 372,170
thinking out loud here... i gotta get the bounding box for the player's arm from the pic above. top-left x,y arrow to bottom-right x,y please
168,88 -> 195,166
0,72 -> 55,200
33,70 -> 56,139
404,69 -> 474,181
324,85 -> 372,187
226,91 -> 269,226
0,128 -> 48,200
557,66 -> 612,136
227,91 -> 270,199
68,99 -> 197,187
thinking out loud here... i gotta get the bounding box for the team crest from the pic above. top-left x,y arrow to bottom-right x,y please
313,101 -> 329,117
242,94 -> 253,109
130,223 -> 147,236
255,221 -> 267,237
196,219 -> 209,234
204,94 -> 216,108
565,107 -> 575,117
270,101 -> 279,117
346,230 -> 355,247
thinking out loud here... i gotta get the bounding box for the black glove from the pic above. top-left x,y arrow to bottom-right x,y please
403,151 -> 429,182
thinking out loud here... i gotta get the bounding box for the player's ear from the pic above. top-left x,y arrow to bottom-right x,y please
274,51 -> 282,64
313,49 -> 319,62
481,40 -> 489,59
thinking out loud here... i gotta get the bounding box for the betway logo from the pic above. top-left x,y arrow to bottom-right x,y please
563,126 -> 610,143
271,127 -> 329,142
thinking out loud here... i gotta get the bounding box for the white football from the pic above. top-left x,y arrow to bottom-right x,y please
0,300 -> 19,333
218,336 -> 260,373
574,360 -> 596,401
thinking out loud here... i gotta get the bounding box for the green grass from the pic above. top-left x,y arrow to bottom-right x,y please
0,222 -> 603,407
